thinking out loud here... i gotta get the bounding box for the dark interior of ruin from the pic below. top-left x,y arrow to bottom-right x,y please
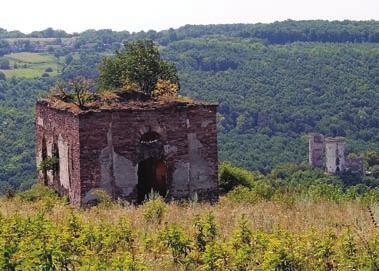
137,158 -> 167,203
140,131 -> 161,143
52,143 -> 59,177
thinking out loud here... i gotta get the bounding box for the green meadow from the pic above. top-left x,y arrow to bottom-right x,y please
0,52 -> 60,78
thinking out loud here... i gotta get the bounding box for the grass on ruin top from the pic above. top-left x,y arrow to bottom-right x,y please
44,89 -> 196,113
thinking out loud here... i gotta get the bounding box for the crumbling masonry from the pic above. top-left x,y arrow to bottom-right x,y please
35,100 -> 218,206
308,133 -> 363,175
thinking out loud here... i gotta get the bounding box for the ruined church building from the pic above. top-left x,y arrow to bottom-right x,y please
35,100 -> 218,206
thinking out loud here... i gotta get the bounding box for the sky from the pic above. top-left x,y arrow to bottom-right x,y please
2,0 -> 379,33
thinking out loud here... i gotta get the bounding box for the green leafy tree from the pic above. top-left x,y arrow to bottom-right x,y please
64,54 -> 73,65
98,40 -> 179,95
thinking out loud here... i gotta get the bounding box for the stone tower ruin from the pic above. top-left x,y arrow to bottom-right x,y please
35,99 -> 219,206
308,133 -> 363,175
308,133 -> 325,168
324,137 -> 346,174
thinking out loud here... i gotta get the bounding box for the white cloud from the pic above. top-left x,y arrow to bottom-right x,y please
2,0 -> 378,33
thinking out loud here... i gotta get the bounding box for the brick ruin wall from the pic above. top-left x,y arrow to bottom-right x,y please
36,101 -> 218,205
35,103 -> 81,205
79,105 -> 218,204
308,133 -> 324,168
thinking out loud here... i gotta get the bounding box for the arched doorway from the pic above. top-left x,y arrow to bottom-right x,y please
137,158 -> 167,203
336,157 -> 340,173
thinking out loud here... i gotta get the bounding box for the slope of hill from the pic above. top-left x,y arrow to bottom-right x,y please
0,52 -> 60,78
162,39 -> 379,171
0,20 -> 378,191
0,78 -> 54,191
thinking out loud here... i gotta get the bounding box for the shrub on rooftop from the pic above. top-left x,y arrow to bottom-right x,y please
98,40 -> 180,97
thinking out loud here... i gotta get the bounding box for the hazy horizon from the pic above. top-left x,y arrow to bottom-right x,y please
2,0 -> 379,34
2,19 -> 379,35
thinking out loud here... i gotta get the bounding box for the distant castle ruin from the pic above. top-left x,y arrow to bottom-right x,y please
308,133 -> 363,175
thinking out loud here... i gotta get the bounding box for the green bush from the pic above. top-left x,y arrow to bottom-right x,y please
272,191 -> 296,208
159,223 -> 192,263
200,243 -> 225,271
219,161 -> 258,193
252,180 -> 276,200
226,186 -> 260,204
142,196 -> 167,224
262,239 -> 302,271
17,183 -> 59,202
361,188 -> 379,204
193,213 -> 217,252
308,183 -> 345,202
90,188 -> 113,208
270,163 -> 310,179
230,215 -> 255,270
98,40 -> 179,96
38,156 -> 58,172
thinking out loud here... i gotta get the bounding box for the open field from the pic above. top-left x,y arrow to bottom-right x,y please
6,52 -> 56,63
1,195 -> 376,234
0,52 -> 59,78
3,37 -> 76,44
0,185 -> 378,270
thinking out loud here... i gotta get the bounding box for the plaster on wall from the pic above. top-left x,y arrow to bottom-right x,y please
188,133 -> 212,190
172,161 -> 190,195
58,134 -> 70,189
113,152 -> 138,196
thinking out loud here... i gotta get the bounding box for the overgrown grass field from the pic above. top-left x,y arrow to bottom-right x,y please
0,183 -> 378,271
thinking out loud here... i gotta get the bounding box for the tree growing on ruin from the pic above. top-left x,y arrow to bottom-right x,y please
50,77 -> 95,109
98,40 -> 180,96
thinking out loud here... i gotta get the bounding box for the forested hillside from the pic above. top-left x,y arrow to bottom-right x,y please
0,20 -> 378,191
0,78 -> 54,191
165,40 -> 379,171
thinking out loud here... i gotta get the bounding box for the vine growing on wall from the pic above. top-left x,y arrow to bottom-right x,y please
38,156 -> 59,172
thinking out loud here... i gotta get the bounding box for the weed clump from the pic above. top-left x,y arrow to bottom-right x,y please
142,196 -> 167,224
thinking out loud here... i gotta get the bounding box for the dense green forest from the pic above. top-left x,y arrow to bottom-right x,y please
0,20 -> 378,192
0,78 -> 54,191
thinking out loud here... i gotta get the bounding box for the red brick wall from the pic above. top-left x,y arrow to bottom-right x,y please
35,101 -> 81,204
36,101 -> 218,205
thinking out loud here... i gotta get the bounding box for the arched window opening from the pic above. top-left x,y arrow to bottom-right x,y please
52,143 -> 60,176
140,131 -> 161,144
